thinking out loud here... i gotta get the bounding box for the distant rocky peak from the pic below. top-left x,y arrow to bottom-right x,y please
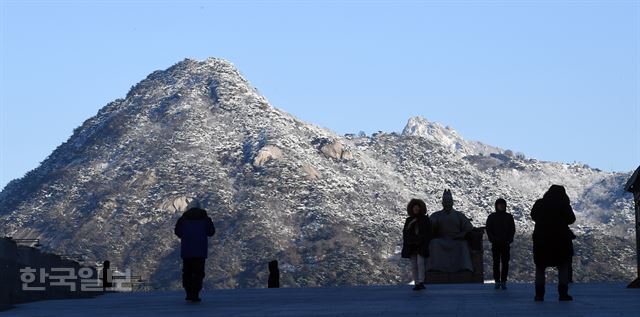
402,116 -> 464,147
402,115 -> 460,135
402,116 -> 502,156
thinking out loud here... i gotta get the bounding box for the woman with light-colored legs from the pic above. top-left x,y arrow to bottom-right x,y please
401,199 -> 432,291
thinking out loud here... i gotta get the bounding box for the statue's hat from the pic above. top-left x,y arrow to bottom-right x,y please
442,189 -> 454,204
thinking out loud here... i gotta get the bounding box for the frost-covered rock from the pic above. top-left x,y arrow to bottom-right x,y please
253,145 -> 283,167
402,116 -> 502,156
161,196 -> 199,213
301,163 -> 321,180
320,140 -> 352,161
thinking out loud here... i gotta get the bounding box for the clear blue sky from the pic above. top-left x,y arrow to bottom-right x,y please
1,0 -> 638,190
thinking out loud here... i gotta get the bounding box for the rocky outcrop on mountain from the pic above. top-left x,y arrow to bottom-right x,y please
319,140 -> 353,161
0,58 -> 635,290
253,145 -> 283,167
300,163 -> 321,181
402,116 -> 504,156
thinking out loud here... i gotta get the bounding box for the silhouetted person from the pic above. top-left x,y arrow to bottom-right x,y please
401,199 -> 431,291
485,198 -> 515,290
428,189 -> 473,272
174,199 -> 215,302
101,260 -> 113,291
531,185 -> 576,301
268,260 -> 280,288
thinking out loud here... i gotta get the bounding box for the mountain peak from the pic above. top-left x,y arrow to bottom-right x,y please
402,116 -> 459,137
401,116 -> 465,151
168,57 -> 237,73
138,57 -> 241,87
402,116 -> 502,156
121,56 -> 269,116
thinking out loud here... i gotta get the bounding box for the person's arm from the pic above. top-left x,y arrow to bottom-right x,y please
206,217 -> 216,237
565,205 -> 576,225
508,214 -> 516,244
485,215 -> 494,243
402,218 -> 409,241
174,218 -> 183,238
424,216 -> 432,242
530,200 -> 541,222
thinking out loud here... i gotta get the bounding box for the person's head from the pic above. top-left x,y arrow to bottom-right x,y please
442,189 -> 454,210
186,197 -> 202,210
543,185 -> 570,205
269,260 -> 279,272
495,198 -> 507,212
407,199 -> 427,216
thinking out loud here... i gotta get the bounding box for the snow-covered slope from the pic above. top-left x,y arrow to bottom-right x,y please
0,58 -> 635,289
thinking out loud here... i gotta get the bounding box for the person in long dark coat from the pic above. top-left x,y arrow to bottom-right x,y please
531,185 -> 576,301
401,198 -> 431,291
268,260 -> 280,288
485,198 -> 516,290
174,199 -> 216,302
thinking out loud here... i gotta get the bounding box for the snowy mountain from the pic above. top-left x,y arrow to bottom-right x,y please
0,58 -> 635,289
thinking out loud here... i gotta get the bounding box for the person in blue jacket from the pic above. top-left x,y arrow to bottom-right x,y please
174,198 -> 216,302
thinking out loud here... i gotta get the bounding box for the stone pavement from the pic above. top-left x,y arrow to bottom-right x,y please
4,283 -> 639,316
